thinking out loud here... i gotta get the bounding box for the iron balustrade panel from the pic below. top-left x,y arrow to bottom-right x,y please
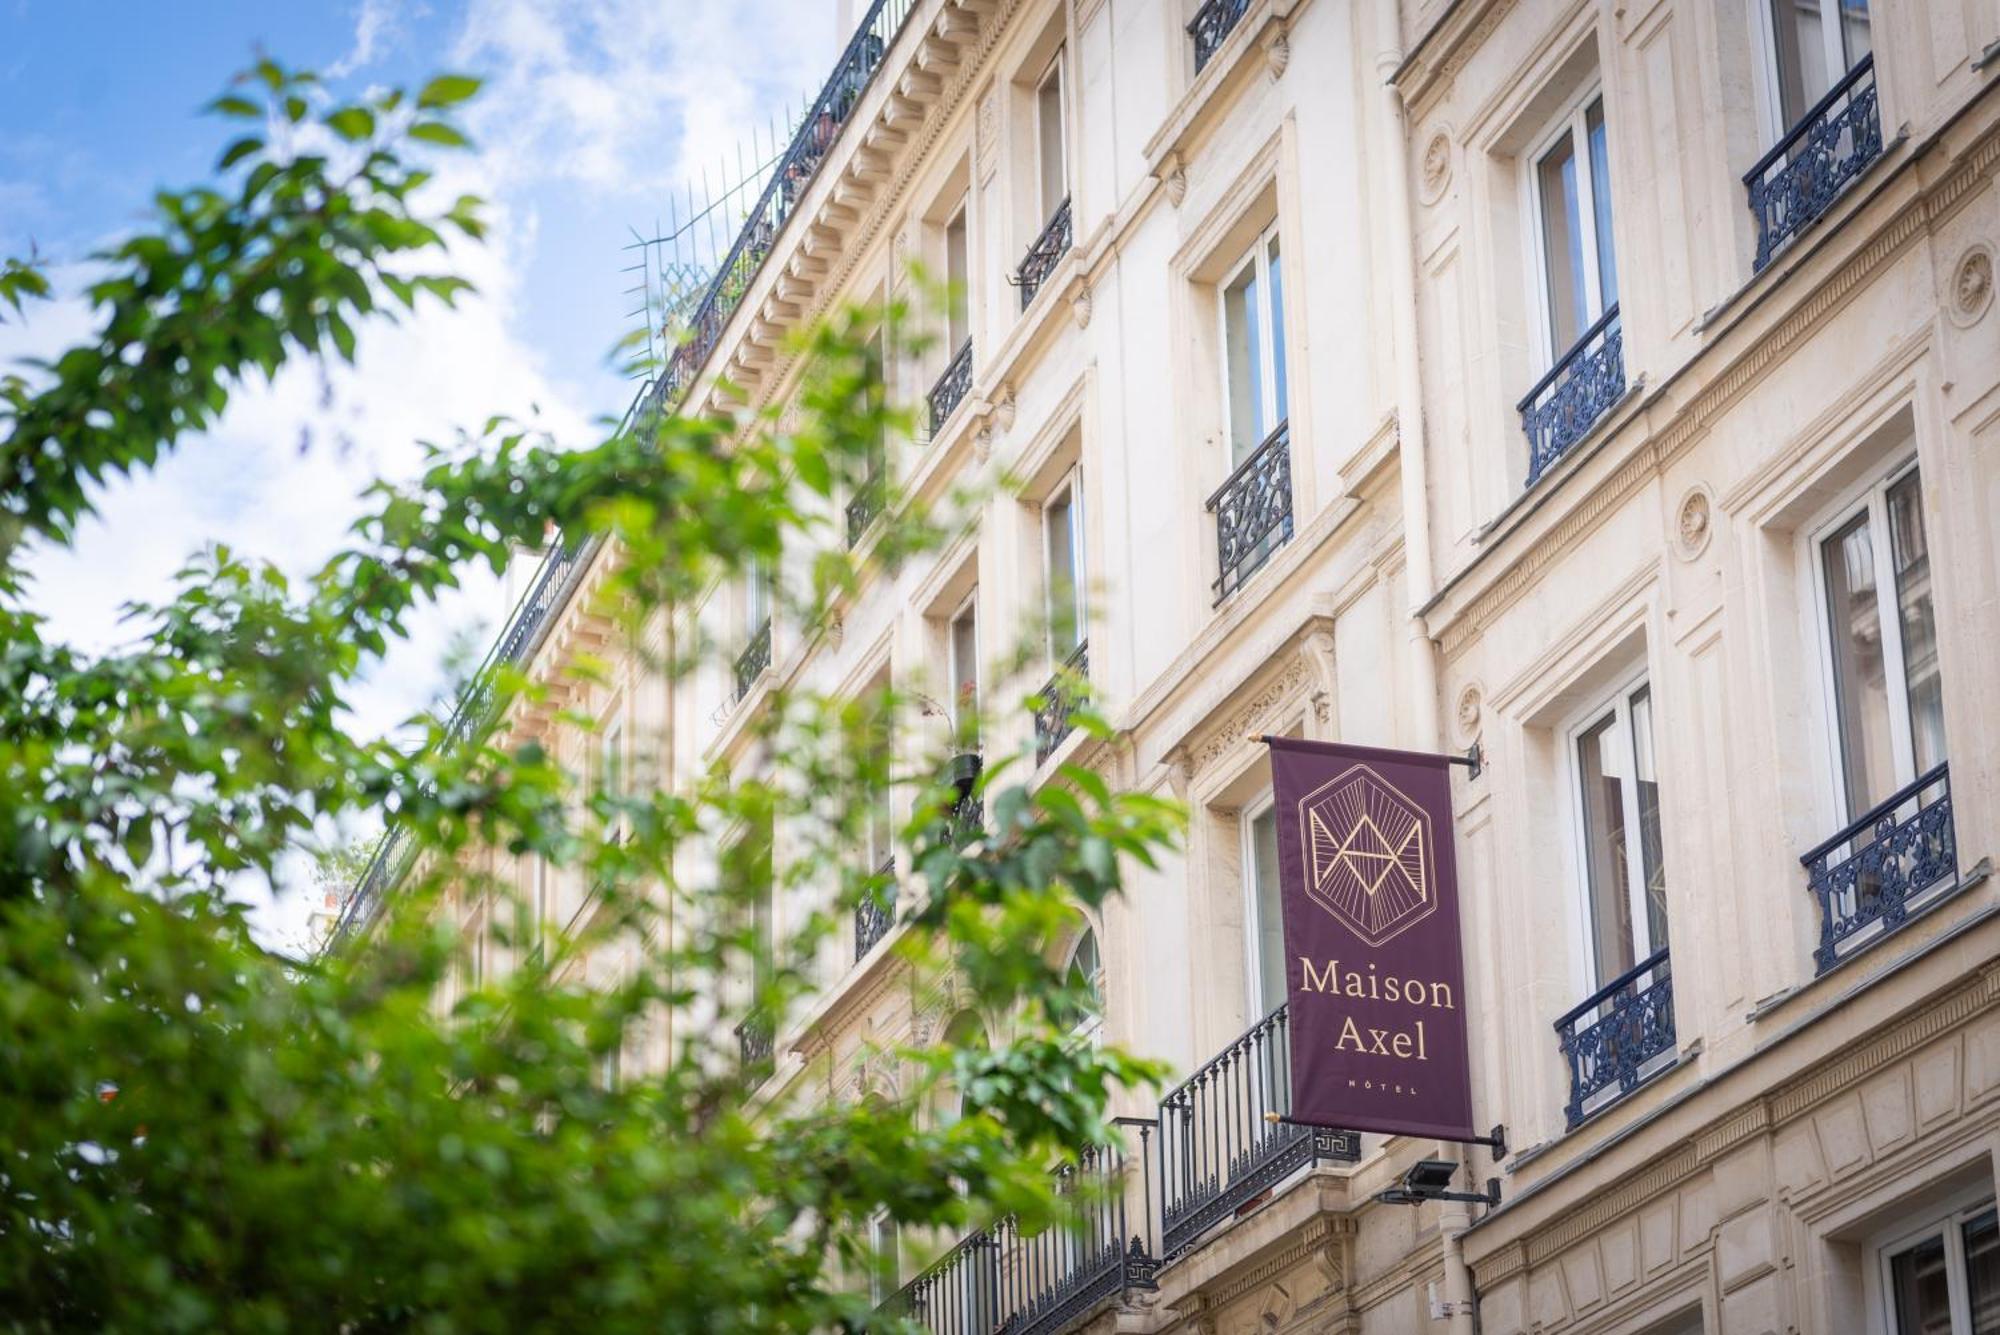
1745,55 -> 1882,272
1554,948 -> 1675,1129
1157,1002 -> 1359,1261
1207,422 -> 1294,604
736,1014 -> 774,1069
1188,0 -> 1252,73
1518,304 -> 1624,488
846,469 -> 886,548
734,619 -> 772,702
945,751 -> 984,843
1801,763 -> 1956,974
652,0 -> 920,415
929,339 -> 975,436
854,856 -> 896,962
1015,197 -> 1073,311
882,1226 -> 1002,1334
1033,641 -> 1090,767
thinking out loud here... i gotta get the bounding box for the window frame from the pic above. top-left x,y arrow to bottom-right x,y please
1059,924 -> 1106,1043
1216,220 -> 1288,472
1041,467 -> 1087,665
1035,48 -> 1069,225
944,197 -> 971,354
1560,669 -> 1668,998
1755,0 -> 1872,141
1866,1189 -> 1998,1335
947,589 -> 981,744
1803,453 -> 1934,828
1239,794 -> 1287,1023
1522,82 -> 1616,370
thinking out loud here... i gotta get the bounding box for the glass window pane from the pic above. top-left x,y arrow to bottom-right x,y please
1966,1208 -> 2000,1335
1267,235 -> 1288,432
1823,511 -> 1897,815
1839,0 -> 1872,71
1538,130 -> 1589,355
1038,62 -> 1066,220
1045,486 -> 1080,656
1886,471 -> 1945,776
1888,1232 -> 1953,1335
1250,808 -> 1286,1017
1223,256 -> 1264,465
1577,711 -> 1636,982
1628,687 -> 1669,955
1770,0 -> 1832,129
950,603 -> 979,742
1586,100 -> 1618,313
945,208 -> 969,351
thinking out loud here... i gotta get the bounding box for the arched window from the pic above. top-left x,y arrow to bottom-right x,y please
1055,926 -> 1104,1036
938,1010 -> 988,1128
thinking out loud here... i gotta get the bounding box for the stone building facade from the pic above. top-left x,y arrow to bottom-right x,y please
344,0 -> 2000,1330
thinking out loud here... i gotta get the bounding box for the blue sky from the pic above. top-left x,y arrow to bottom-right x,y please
0,0 -> 839,939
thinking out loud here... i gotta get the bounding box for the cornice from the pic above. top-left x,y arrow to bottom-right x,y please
1390,0 -> 1521,123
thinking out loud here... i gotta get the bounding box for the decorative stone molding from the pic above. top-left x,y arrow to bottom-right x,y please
1187,652 -> 1313,776
977,84 -> 1001,181
1263,25 -> 1291,81
1071,283 -> 1093,328
995,382 -> 1017,430
1950,243 -> 1994,327
1159,151 -> 1188,207
1453,682 -> 1484,747
1419,129 -> 1453,205
1674,486 -> 1714,561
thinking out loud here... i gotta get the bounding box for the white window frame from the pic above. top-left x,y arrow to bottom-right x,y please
744,559 -> 773,642
1042,468 -> 1086,664
1240,794 -> 1286,1023
1802,452 -> 1932,829
947,590 -> 981,741
1522,83 -> 1615,370
1560,669 -> 1667,999
867,1211 -> 901,1306
944,198 -> 971,355
1754,0 -> 1871,141
1061,924 -> 1106,1044
1216,220 -> 1288,471
1865,1188 -> 1998,1335
1035,48 -> 1069,225
532,855 -> 550,950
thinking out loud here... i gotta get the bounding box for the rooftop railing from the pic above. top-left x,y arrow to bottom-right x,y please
1745,55 -> 1882,272
1802,763 -> 1955,974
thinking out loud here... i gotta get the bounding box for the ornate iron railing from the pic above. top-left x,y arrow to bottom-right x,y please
1518,304 -> 1623,488
1801,763 -> 1956,974
1188,0 -> 1252,73
1157,1002 -> 1359,1261
1014,197 -> 1073,311
1207,421 -> 1293,604
845,468 -> 886,548
736,1013 -> 775,1069
733,618 -> 773,702
653,0 -> 921,412
1746,55 -> 1882,272
946,751 -> 984,841
928,338 -> 974,436
1033,641 -> 1089,767
1554,948 -> 1674,1129
881,1142 -> 1157,1335
855,856 -> 896,962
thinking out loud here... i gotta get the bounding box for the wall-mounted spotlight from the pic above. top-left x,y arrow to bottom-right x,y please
1375,1158 -> 1500,1208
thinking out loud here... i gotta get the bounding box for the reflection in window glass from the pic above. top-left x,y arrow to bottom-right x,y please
1888,472 -> 1944,776
1891,1232 -> 1952,1335
1250,807 -> 1286,1017
1223,255 -> 1264,463
1577,710 -> 1635,982
1823,510 -> 1895,814
1630,688 -> 1668,954
1538,129 -> 1587,354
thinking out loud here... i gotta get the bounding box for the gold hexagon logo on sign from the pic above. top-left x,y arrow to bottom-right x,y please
1297,764 -> 1435,946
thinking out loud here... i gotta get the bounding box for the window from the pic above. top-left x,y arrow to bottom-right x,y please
1570,681 -> 1668,987
948,593 -> 980,748
1818,464 -> 1944,822
1878,1199 -> 1999,1334
597,713 -> 626,805
1765,0 -> 1872,134
867,1213 -> 901,1306
1220,225 -> 1288,467
1529,93 -> 1618,363
532,855 -> 551,947
1056,926 -> 1105,1035
1244,803 -> 1287,1019
1042,473 -> 1085,662
945,202 -> 970,353
745,559 -> 773,639
1036,51 -> 1067,223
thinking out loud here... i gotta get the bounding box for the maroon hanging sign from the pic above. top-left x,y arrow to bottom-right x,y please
1266,736 -> 1475,1141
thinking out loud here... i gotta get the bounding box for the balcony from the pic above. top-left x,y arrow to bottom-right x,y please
1032,641 -> 1089,767
1188,0 -> 1251,74
929,338 -> 974,437
1014,197 -> 1073,311
1518,304 -> 1624,488
736,1013 -> 774,1069
733,618 -> 772,702
1554,948 -> 1675,1130
1156,1002 -> 1359,1261
1207,421 -> 1293,605
1801,763 -> 1956,975
1746,55 -> 1882,272
880,1142 -> 1157,1335
855,856 -> 896,962
845,469 -> 885,548
945,751 -> 984,841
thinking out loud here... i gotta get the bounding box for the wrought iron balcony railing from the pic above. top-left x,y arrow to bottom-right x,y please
946,750 -> 984,841
1518,304 -> 1624,488
734,618 -> 772,702
1033,641 -> 1089,767
1188,0 -> 1252,74
1554,948 -> 1675,1129
1207,421 -> 1293,605
855,857 -> 896,962
653,0 -> 920,412
1802,763 -> 1956,975
1746,55 -> 1882,272
880,1142 -> 1157,1335
1014,197 -> 1073,311
1157,1001 -> 1359,1261
846,469 -> 885,548
736,1013 -> 775,1069
929,338 -> 974,437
